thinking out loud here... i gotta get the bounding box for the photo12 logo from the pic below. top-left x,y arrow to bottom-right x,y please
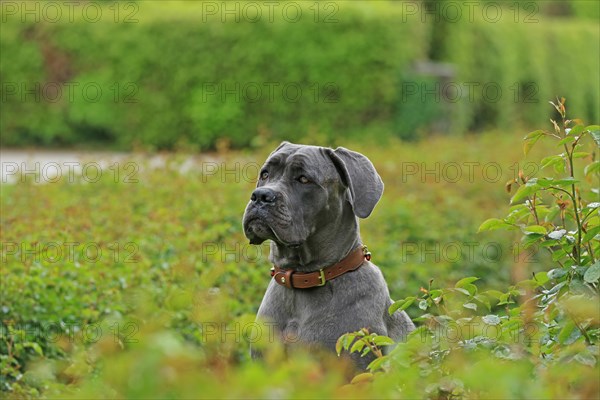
396,161 -> 540,184
1,1 -> 140,23
398,241 -> 542,264
400,1 -> 539,24
1,82 -> 139,104
1,161 -> 139,184
200,1 -> 339,23
423,319 -> 540,345
1,241 -> 139,264
200,82 -> 340,104
1,322 -> 139,345
200,242 -> 268,263
401,81 -> 539,104
199,162 -> 260,184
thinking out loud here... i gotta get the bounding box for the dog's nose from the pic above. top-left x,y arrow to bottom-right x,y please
251,187 -> 277,204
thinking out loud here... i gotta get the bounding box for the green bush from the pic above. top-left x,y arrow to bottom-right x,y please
1,2 -> 427,149
338,99 -> 600,398
442,13 -> 600,133
2,1 -> 598,149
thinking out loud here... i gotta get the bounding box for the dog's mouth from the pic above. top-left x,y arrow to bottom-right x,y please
243,215 -> 303,248
244,217 -> 276,245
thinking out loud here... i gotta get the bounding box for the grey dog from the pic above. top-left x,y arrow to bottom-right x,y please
242,142 -> 414,368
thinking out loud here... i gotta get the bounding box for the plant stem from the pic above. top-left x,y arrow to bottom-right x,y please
560,112 -> 583,265
564,146 -> 582,266
366,339 -> 383,359
566,310 -> 593,345
530,193 -> 540,225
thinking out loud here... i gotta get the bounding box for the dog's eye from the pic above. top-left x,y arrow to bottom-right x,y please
297,175 -> 310,184
260,171 -> 269,180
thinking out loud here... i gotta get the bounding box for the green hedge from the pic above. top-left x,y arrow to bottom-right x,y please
1,1 -> 598,149
442,15 -> 600,133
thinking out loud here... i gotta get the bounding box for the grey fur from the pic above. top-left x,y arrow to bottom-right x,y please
242,142 -> 414,369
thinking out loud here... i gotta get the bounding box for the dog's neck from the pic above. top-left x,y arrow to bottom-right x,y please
269,208 -> 361,272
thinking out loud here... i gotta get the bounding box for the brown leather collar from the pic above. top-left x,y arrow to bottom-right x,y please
270,246 -> 370,289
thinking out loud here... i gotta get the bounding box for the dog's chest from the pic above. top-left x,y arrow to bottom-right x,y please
261,283 -> 343,341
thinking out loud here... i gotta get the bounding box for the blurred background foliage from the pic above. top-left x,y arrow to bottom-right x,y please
1,0 -> 598,149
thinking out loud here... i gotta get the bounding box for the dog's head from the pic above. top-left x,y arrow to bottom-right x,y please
242,141 -> 384,247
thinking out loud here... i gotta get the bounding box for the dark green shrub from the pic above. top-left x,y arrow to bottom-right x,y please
2,2 -> 598,149
339,99 -> 599,398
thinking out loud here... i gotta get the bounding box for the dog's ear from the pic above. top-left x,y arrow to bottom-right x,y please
327,147 -> 384,218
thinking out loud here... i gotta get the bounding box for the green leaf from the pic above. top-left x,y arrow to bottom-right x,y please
586,125 -> 600,146
569,279 -> 595,296
567,124 -> 585,136
558,320 -> 581,345
522,225 -> 547,235
524,129 -> 545,140
454,288 -> 471,296
557,136 -> 575,145
545,177 -> 578,187
584,261 -> 600,283
574,352 -> 597,367
572,152 -> 590,159
506,204 -> 532,223
463,302 -> 477,310
372,336 -> 395,347
547,229 -> 566,240
389,296 -> 416,314
26,342 -> 44,357
532,271 -> 550,286
338,332 -> 357,354
553,159 -> 566,174
516,279 -> 539,290
477,218 -> 510,232
497,293 -> 514,305
418,299 -> 429,311
523,130 -> 544,155
540,155 -> 565,170
484,289 -> 505,299
545,206 -> 561,222
474,294 -> 491,311
521,232 -> 544,248
462,283 -> 478,297
584,161 -> 600,176
350,339 -> 366,354
583,225 -> 600,243
335,337 -> 343,355
531,177 -> 551,188
367,355 -> 389,372
547,268 -> 567,280
455,277 -> 480,288
351,372 -> 374,384
342,334 -> 353,352
482,315 -> 501,326
556,177 -> 578,186
511,182 -> 541,203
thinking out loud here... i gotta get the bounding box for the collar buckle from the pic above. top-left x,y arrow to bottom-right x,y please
317,269 -> 326,286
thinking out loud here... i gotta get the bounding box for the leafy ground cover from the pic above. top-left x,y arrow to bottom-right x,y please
1,106 -> 598,398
